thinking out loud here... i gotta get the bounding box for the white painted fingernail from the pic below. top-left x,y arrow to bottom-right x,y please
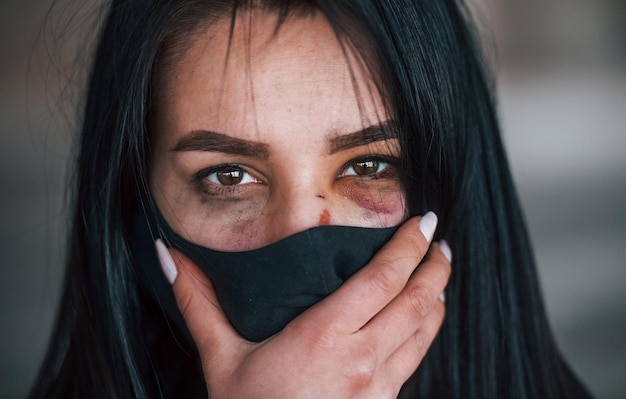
440,240 -> 452,262
439,292 -> 446,303
155,239 -> 178,284
419,211 -> 438,242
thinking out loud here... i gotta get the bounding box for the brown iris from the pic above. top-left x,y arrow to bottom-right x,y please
216,166 -> 245,185
353,159 -> 379,175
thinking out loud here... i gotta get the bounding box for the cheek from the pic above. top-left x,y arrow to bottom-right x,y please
351,188 -> 404,215
166,196 -> 268,251
211,220 -> 261,251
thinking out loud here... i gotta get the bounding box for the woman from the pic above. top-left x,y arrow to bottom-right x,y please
29,0 -> 592,398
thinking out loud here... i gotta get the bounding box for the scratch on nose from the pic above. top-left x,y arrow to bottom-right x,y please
319,209 -> 331,225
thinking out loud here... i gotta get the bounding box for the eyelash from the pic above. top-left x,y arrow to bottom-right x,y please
192,163 -> 261,196
192,155 -> 399,196
337,155 -> 398,179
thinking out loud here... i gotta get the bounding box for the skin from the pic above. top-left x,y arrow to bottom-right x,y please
151,10 -> 451,399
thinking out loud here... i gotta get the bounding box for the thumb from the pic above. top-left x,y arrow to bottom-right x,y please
155,239 -> 244,358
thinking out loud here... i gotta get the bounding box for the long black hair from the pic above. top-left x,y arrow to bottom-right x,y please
30,0 -> 592,398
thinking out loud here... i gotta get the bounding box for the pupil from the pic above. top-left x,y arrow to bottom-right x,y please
217,167 -> 243,185
354,160 -> 378,175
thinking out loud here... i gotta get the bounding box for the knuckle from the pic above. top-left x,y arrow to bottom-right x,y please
402,227 -> 428,255
412,234 -> 429,255
347,366 -> 375,392
299,325 -> 340,355
405,284 -> 433,319
369,262 -> 404,295
344,345 -> 378,391
413,329 -> 430,353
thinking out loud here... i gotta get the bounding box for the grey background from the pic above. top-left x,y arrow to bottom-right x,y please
1,0 -> 624,398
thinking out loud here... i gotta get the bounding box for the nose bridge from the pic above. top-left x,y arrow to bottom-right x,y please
269,177 -> 330,239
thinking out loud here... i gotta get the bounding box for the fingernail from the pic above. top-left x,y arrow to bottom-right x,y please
439,292 -> 446,303
155,239 -> 178,284
439,240 -> 452,262
419,211 -> 438,242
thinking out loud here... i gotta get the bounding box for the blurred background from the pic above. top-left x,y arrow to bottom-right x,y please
1,0 -> 624,397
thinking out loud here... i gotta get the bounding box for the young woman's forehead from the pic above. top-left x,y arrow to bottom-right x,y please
175,22 -> 346,93
154,10 -> 386,144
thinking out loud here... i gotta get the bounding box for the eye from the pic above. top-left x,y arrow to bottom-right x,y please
206,165 -> 259,186
342,158 -> 392,177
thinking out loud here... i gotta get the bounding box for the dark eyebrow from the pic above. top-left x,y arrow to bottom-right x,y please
329,121 -> 398,154
171,130 -> 270,158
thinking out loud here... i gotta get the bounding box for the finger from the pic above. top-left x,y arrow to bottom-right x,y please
361,242 -> 451,358
312,212 -> 438,334
155,240 -> 245,359
385,298 -> 446,388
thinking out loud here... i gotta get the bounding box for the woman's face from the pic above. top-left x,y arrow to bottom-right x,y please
150,11 -> 406,251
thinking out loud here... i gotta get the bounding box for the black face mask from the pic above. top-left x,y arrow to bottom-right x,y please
132,210 -> 398,342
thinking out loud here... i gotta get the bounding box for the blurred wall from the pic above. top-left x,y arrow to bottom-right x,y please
480,1 -> 626,397
1,0 -> 624,398
1,1 -> 73,398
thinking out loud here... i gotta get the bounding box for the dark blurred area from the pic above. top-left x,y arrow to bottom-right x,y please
1,0 -> 624,398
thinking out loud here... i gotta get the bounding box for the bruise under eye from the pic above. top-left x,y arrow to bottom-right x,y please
337,156 -> 404,215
